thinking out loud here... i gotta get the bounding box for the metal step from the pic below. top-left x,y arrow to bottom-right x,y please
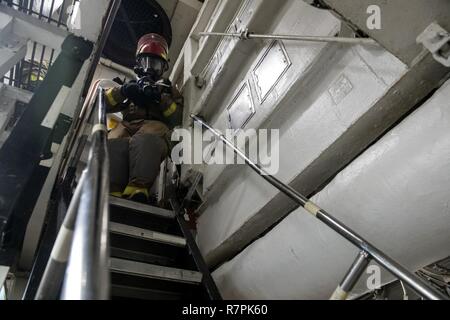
110,222 -> 186,247
110,258 -> 203,285
110,272 -> 205,300
110,204 -> 182,236
110,234 -> 198,270
109,196 -> 175,219
111,284 -> 183,300
110,246 -> 178,268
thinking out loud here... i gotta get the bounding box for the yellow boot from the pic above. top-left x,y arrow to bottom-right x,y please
122,185 -> 149,204
110,191 -> 123,198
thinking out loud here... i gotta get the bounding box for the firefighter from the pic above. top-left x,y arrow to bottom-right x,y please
105,33 -> 183,204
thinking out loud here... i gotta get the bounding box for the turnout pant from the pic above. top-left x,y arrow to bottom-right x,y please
108,120 -> 170,193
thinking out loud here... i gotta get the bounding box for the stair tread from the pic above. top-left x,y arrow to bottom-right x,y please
110,246 -> 178,267
110,222 -> 186,247
109,196 -> 175,219
110,258 -> 203,285
111,284 -> 183,300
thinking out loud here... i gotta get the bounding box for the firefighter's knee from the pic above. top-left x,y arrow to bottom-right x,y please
130,133 -> 168,161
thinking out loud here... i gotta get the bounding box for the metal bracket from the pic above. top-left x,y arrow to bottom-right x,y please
195,75 -> 206,88
239,28 -> 251,40
417,22 -> 450,67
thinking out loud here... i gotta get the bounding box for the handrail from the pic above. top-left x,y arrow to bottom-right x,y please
190,114 -> 449,300
170,199 -> 223,300
36,86 -> 110,300
60,87 -> 110,300
58,79 -> 118,182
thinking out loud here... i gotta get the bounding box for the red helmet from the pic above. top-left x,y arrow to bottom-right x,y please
136,33 -> 169,65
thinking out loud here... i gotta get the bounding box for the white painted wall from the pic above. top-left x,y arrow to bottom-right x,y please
212,79 -> 450,299
92,63 -> 132,84
68,0 -> 110,42
194,0 -> 407,263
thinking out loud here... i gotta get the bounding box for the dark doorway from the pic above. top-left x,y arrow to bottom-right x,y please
103,0 -> 172,68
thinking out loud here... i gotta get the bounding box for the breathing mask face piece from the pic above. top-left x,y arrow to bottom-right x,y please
137,56 -> 166,79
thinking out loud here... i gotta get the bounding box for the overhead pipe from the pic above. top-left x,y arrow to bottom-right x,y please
99,58 -> 136,79
198,29 -> 378,45
190,114 -> 448,300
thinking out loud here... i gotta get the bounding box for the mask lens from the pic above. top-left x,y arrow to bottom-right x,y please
138,56 -> 165,77
150,59 -> 164,75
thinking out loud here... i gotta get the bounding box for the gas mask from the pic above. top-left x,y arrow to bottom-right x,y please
133,56 -> 170,104
135,55 -> 167,81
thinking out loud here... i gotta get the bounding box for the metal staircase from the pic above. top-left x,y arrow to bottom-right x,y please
108,197 -> 221,300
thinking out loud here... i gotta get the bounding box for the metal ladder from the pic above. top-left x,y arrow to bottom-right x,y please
33,84 -> 221,300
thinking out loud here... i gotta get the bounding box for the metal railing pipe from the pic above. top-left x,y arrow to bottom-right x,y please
198,31 -> 378,45
60,87 -> 110,300
58,79 -> 118,182
35,174 -> 85,300
190,114 -> 448,300
330,251 -> 371,300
